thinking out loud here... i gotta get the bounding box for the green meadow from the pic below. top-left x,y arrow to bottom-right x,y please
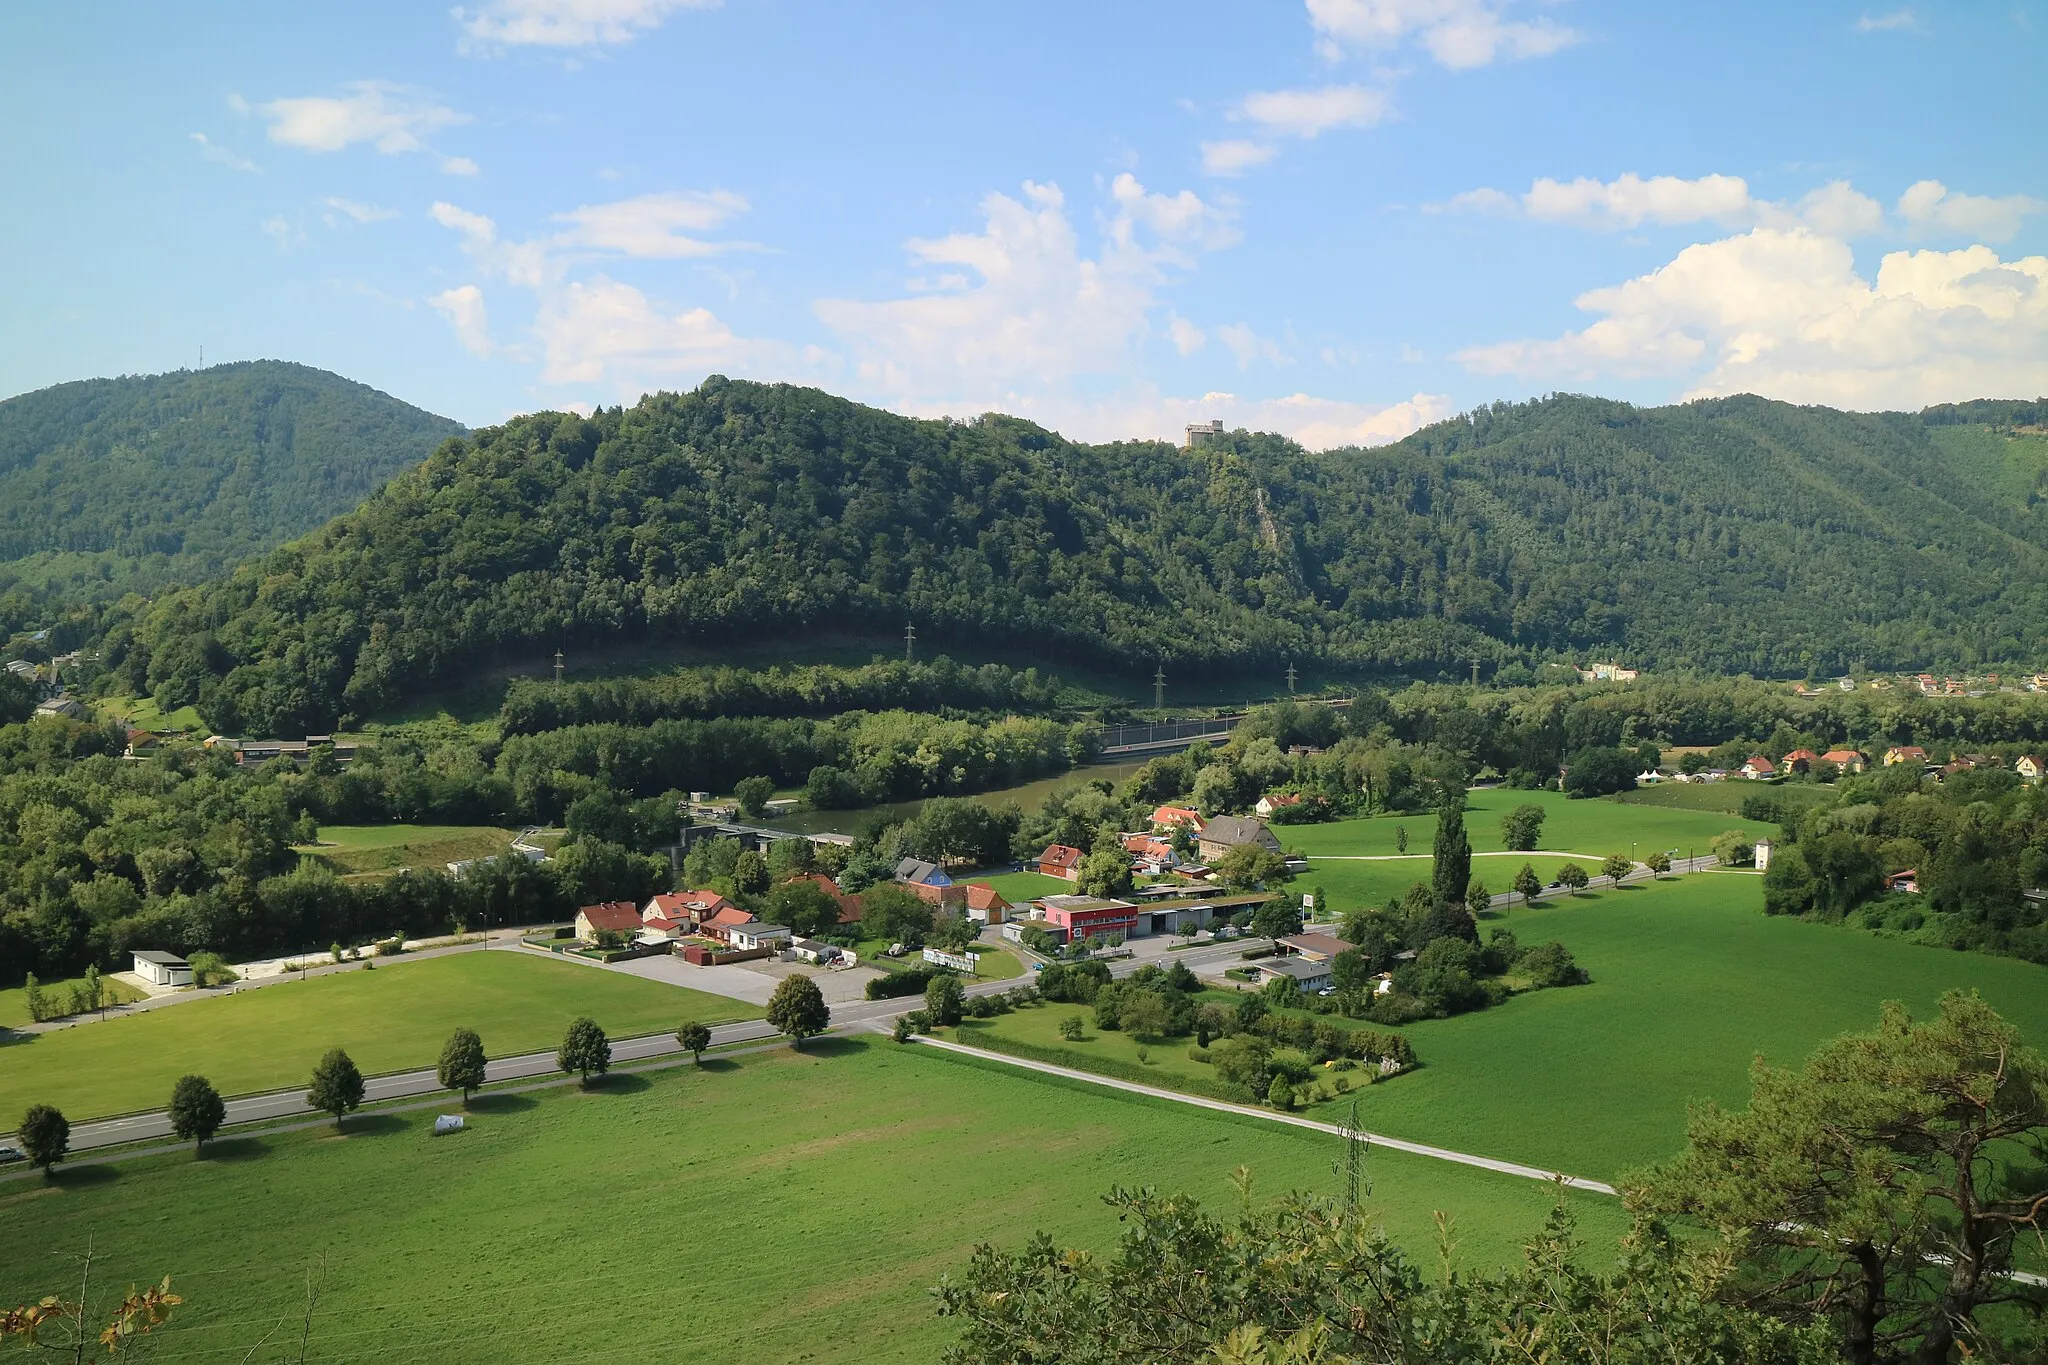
0,952 -> 760,1122
1304,854 -> 1598,915
1303,874 -> 2048,1178
296,823 -> 523,877
0,973 -> 145,1029
1279,788 -> 1776,861
0,1041 -> 1626,1365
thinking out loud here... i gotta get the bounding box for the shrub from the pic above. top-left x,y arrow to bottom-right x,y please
864,967 -> 940,1000
188,951 -> 238,988
376,936 -> 406,956
1058,1015 -> 1085,1041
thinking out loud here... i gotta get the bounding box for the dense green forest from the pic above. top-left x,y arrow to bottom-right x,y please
0,361 -> 460,611
93,377 -> 2048,734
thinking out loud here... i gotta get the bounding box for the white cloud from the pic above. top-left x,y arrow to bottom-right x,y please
442,155 -> 481,177
1201,139 -> 1279,176
534,276 -> 777,385
1217,323 -> 1290,369
1523,172 -> 1754,228
1167,314 -> 1207,356
430,284 -> 495,356
257,81 -> 469,156
455,0 -> 717,49
814,177 -> 1236,400
1438,171 -> 1887,236
1306,0 -> 1580,69
1856,9 -> 1921,32
259,215 -> 301,250
189,132 -> 259,173
1238,84 -> 1390,138
1456,227 -> 2048,410
321,196 -> 397,225
550,190 -> 751,257
1896,179 -> 2044,242
966,388 -> 1454,451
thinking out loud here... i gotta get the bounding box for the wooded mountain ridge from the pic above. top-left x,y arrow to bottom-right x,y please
93,375 -> 2048,735
0,361 -> 462,613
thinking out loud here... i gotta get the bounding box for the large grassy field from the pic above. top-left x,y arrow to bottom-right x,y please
0,952 -> 761,1122
0,1042 -> 1629,1364
297,823 -> 521,877
1279,788 -> 1776,861
968,869 -> 1076,902
1299,874 -> 2048,1178
1305,853 -> 1597,914
1611,781 -> 1835,817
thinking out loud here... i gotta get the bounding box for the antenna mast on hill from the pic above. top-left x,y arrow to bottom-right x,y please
1286,662 -> 1297,695
904,621 -> 916,662
554,649 -> 564,685
1153,665 -> 1165,711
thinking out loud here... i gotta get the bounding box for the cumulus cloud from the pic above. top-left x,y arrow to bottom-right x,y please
1456,227 -> 2048,410
1856,9 -> 1921,32
441,155 -> 481,177
189,132 -> 259,172
533,276 -> 775,384
321,196 -> 397,225
430,285 -> 494,356
455,0 -> 717,49
550,190 -> 752,257
257,81 -> 470,162
1238,84 -> 1391,138
1438,171 -> 1890,236
1167,314 -> 1207,356
1306,0 -> 1580,69
965,388 -> 1455,451
1201,139 -> 1279,177
1896,180 -> 2044,242
1217,323 -> 1290,369
814,176 -> 1236,398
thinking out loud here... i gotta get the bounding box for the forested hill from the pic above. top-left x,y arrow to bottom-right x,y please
0,361 -> 462,603
109,377 -> 2048,735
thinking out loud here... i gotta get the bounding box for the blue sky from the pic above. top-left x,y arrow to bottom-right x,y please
3,0 -> 2044,446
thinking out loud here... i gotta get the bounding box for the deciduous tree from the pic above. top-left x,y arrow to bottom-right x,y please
168,1075 -> 225,1153
1513,862 -> 1542,904
306,1049 -> 365,1127
17,1104 -> 68,1175
1557,862 -> 1589,895
767,974 -> 830,1046
676,1020 -> 712,1064
557,1017 -> 611,1086
437,1028 -> 488,1105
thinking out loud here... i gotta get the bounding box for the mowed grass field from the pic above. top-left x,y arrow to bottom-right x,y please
969,869 -> 1075,902
0,1042 -> 1629,1364
296,823 -> 521,876
1305,854 -> 1598,914
0,952 -> 761,1122
1279,788 -> 1775,861
1302,874 -> 2048,1178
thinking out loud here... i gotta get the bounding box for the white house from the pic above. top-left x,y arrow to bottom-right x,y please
132,950 -> 192,987
1251,957 -> 1332,993
1754,839 -> 1773,872
727,922 -> 792,952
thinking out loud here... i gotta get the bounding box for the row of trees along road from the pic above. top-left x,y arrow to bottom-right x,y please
9,983 -> 836,1177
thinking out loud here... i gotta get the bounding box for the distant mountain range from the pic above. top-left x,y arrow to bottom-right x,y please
0,361 -> 462,605
91,374 -> 2048,736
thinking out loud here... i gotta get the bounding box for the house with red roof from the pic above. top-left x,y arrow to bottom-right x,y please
1148,805 -> 1205,835
2017,755 -> 2045,783
1039,844 -> 1084,880
1884,745 -> 1929,767
1740,755 -> 1777,780
789,873 -> 862,926
1253,793 -> 1303,818
702,905 -> 761,942
961,883 -> 1010,924
1780,748 -> 1819,774
1820,749 -> 1866,773
574,901 -> 644,944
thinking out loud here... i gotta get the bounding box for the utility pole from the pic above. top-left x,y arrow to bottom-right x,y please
554,649 -> 564,685
1153,665 -> 1165,712
1285,662 -> 1297,695
1471,658 -> 1481,686
904,621 -> 916,662
1334,1098 -> 1371,1210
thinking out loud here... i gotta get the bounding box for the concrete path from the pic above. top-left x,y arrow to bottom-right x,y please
901,1032 -> 1617,1193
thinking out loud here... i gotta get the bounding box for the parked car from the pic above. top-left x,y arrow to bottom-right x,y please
0,1145 -> 22,1165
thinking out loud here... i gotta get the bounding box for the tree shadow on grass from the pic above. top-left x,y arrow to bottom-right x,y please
337,1113 -> 408,1137
694,1057 -> 741,1073
52,1164 -> 119,1187
589,1072 -> 652,1094
791,1036 -> 867,1059
200,1137 -> 269,1162
465,1093 -> 538,1115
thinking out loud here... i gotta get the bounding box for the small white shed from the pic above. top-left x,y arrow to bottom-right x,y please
132,950 -> 192,987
